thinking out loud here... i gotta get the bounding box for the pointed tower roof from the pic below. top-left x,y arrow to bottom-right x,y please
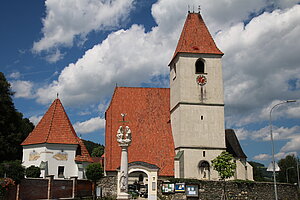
22,98 -> 93,162
22,99 -> 79,145
170,12 -> 223,64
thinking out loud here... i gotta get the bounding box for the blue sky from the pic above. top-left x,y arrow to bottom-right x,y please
1,0 -> 300,166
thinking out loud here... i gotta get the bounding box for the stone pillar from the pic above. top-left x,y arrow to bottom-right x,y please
116,116 -> 132,200
117,144 -> 130,200
46,175 -> 54,200
71,176 -> 78,198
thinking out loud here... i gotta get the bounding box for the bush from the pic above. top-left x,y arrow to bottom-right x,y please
25,165 -> 41,178
86,163 -> 103,182
0,178 -> 15,200
0,161 -> 24,184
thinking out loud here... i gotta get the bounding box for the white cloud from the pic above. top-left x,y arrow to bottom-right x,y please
235,128 -> 249,140
29,115 -> 43,125
253,153 -> 271,161
10,80 -> 34,98
45,49 -> 65,63
33,0 -> 134,58
219,4 -> 300,127
281,135 -> 300,152
35,24 -> 171,105
73,117 -> 105,134
9,72 -> 21,79
248,125 -> 300,141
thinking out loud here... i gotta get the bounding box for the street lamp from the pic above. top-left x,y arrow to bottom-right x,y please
269,100 -> 296,200
286,167 -> 294,183
296,156 -> 300,189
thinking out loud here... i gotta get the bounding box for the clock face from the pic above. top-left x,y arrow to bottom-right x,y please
196,75 -> 207,86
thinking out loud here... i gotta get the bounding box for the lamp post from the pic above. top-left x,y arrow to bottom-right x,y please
269,100 -> 296,200
286,167 -> 294,183
296,156 -> 300,189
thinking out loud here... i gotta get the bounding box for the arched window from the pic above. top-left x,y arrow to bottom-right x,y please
195,59 -> 205,74
198,160 -> 210,168
198,160 -> 210,180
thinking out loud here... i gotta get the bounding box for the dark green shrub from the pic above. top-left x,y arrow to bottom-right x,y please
25,165 -> 41,178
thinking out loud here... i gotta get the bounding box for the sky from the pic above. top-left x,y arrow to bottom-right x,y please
1,0 -> 300,167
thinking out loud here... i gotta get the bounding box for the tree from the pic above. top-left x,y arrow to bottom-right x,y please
86,163 -> 103,200
248,161 -> 271,182
91,146 -> 104,157
0,160 -> 25,184
212,151 -> 236,200
278,154 -> 299,183
25,166 -> 41,178
212,151 -> 236,180
0,72 -> 34,162
83,140 -> 104,156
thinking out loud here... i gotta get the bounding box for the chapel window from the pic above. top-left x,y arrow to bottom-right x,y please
58,166 -> 65,178
195,59 -> 205,74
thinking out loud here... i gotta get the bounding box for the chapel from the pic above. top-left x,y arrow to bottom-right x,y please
21,98 -> 93,179
104,11 -> 253,199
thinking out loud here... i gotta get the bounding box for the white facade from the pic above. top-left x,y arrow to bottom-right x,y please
170,53 -> 226,180
22,143 -> 87,179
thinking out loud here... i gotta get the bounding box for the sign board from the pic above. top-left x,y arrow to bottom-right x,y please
175,183 -> 185,193
162,183 -> 174,193
186,184 -> 199,197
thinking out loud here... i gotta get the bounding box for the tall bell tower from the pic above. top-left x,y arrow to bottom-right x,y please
169,11 -> 226,180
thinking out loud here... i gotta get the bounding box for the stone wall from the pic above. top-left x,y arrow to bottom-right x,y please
158,180 -> 299,200
98,175 -> 118,198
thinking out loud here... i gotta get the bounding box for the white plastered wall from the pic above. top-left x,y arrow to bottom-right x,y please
22,143 -> 84,179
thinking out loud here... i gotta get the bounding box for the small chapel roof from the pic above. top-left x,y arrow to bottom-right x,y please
225,129 -> 247,159
170,12 -> 223,64
21,98 -> 92,162
105,87 -> 175,176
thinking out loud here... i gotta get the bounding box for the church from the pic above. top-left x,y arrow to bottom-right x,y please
104,11 -> 253,199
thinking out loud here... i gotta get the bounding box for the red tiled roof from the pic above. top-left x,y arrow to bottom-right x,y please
105,87 -> 175,176
22,99 -> 92,163
75,139 -> 94,163
170,12 -> 223,64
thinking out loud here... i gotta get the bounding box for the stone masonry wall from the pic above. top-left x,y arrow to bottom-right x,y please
98,176 -> 299,200
98,175 -> 118,198
158,180 -> 299,200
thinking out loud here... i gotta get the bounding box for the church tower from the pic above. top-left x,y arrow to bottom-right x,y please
169,11 -> 226,180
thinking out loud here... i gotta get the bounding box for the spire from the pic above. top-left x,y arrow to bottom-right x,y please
21,99 -> 79,145
170,12 -> 223,65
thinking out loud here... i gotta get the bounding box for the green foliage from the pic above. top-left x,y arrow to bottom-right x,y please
83,140 -> 104,157
86,163 -> 103,183
248,161 -> 271,182
91,146 -> 104,157
278,154 -> 299,183
25,165 -> 41,178
0,72 -> 34,162
0,160 -> 25,184
212,151 -> 236,180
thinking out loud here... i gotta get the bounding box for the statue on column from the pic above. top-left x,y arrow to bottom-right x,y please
116,113 -> 131,199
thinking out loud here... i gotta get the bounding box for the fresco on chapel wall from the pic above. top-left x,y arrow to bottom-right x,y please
53,152 -> 68,161
29,151 -> 40,161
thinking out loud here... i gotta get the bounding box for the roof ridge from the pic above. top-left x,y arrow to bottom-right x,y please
45,98 -> 58,142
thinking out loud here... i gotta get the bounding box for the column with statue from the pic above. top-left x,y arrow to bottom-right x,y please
117,114 -> 132,200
